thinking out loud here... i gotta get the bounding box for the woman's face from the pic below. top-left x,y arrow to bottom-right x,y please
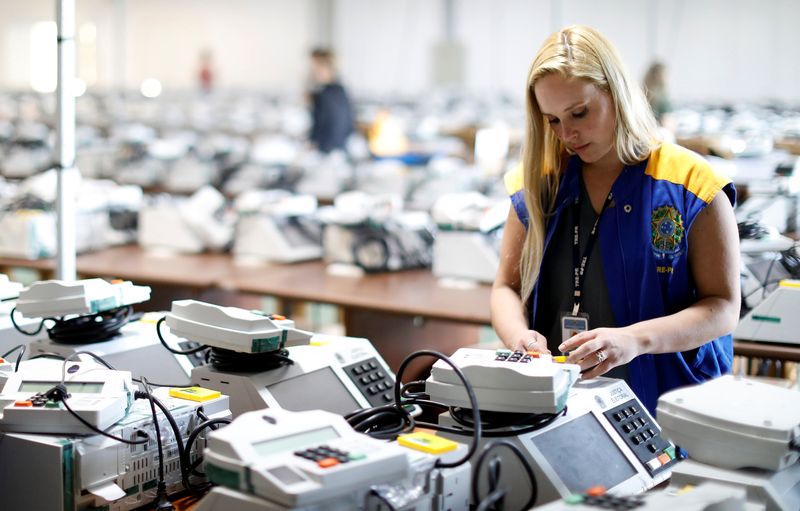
534,73 -> 617,166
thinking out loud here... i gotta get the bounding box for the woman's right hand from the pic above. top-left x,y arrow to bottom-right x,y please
509,329 -> 550,354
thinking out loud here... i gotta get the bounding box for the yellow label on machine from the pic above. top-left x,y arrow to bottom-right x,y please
169,387 -> 221,402
397,432 -> 458,454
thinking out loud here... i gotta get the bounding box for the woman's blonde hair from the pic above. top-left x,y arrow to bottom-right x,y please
519,25 -> 661,303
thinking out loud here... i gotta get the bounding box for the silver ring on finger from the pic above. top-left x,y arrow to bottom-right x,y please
596,350 -> 607,363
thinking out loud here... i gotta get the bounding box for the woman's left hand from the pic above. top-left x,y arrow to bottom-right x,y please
559,327 -> 641,379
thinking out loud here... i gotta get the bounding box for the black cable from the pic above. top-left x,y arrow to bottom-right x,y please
140,379 -> 175,510
134,389 -> 192,492
156,317 -> 209,355
28,352 -> 66,360
133,377 -> 193,388
46,305 -> 132,344
59,351 -> 117,384
9,306 -> 45,336
447,406 -> 565,438
1,344 -> 26,372
182,417 -> 232,492
206,347 -> 294,372
346,350 -> 481,469
475,489 -> 507,511
471,440 -> 538,511
45,384 -> 149,445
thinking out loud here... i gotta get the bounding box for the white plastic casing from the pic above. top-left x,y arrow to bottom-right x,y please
0,358 -> 133,435
426,348 -> 580,413
204,408 -> 410,507
15,279 -> 151,318
657,374 -> 800,471
166,300 -> 312,353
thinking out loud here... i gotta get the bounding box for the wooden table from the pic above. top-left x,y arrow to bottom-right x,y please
220,259 -> 492,325
2,246 -> 493,374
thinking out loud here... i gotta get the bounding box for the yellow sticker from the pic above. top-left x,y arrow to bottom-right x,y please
397,432 -> 458,455
168,387 -> 221,402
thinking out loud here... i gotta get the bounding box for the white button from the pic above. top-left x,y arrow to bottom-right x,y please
623,205 -> 632,213
647,458 -> 661,470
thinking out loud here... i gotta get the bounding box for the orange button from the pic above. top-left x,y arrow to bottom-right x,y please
657,453 -> 671,465
271,314 -> 286,321
317,457 -> 339,469
111,279 -> 124,284
526,351 -> 540,357
14,400 -> 33,407
0,357 -> 6,363
585,485 -> 606,497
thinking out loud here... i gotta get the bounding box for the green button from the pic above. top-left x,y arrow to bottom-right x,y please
564,494 -> 584,505
348,453 -> 366,461
664,445 -> 676,460
44,401 -> 61,409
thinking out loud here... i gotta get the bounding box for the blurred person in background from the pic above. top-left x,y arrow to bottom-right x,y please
198,49 -> 215,93
308,48 -> 354,154
643,61 -> 675,134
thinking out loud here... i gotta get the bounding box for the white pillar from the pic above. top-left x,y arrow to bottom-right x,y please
56,0 -> 77,281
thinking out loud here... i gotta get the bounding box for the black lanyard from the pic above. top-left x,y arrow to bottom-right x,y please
571,190 -> 613,316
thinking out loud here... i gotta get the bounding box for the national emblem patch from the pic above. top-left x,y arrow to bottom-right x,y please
651,205 -> 684,257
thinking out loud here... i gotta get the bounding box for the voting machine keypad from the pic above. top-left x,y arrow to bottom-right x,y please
343,357 -> 394,407
562,487 -> 645,509
603,400 -> 678,475
293,444 -> 367,469
494,349 -> 569,364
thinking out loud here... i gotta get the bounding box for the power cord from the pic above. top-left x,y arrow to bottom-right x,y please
1,344 -> 26,372
471,440 -> 538,511
9,306 -> 45,336
156,317 -> 208,355
44,384 -> 149,445
181,415 -> 232,492
9,305 -> 134,343
448,406 -> 566,438
139,377 -> 174,511
345,349 -> 481,469
47,306 -> 134,343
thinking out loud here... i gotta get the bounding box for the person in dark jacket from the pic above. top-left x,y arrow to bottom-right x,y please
308,48 -> 354,154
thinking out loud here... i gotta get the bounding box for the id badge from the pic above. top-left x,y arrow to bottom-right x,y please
560,312 -> 589,345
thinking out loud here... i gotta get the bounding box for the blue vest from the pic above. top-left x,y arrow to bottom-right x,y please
506,142 -> 736,413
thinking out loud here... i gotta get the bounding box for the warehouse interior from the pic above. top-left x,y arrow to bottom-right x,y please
0,1 -> 799,510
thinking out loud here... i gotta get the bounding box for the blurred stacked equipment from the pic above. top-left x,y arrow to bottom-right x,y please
138,186 -> 234,253
0,170 -> 142,259
320,191 -> 434,273
232,189 -> 323,263
431,192 -> 508,284
736,279 -> 800,345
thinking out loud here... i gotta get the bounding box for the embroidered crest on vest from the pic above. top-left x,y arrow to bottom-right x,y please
651,205 -> 684,257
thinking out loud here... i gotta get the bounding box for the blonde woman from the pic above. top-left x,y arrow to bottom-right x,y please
490,26 -> 739,412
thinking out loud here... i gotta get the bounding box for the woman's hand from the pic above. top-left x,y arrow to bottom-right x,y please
509,329 -> 551,354
559,327 -> 641,378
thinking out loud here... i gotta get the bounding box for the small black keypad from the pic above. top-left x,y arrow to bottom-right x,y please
603,399 -> 676,476
344,357 -> 397,408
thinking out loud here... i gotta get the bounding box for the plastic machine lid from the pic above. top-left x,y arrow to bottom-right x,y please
657,375 -> 800,442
